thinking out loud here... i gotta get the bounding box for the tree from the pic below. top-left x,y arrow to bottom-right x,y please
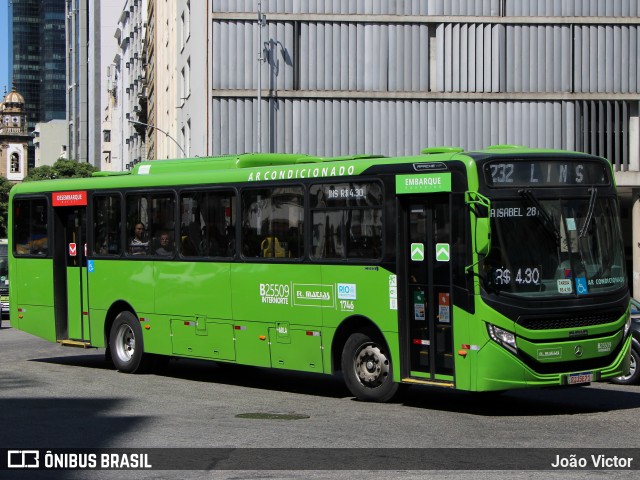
24,159 -> 96,182
0,176 -> 13,238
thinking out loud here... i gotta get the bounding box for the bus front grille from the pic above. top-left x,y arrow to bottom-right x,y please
517,310 -> 624,331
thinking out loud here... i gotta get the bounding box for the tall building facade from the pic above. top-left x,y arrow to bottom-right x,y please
66,0 -> 121,167
10,0 -> 66,168
11,0 -> 65,123
144,0 -> 178,161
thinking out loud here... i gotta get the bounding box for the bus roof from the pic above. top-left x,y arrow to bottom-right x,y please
9,146 -> 603,197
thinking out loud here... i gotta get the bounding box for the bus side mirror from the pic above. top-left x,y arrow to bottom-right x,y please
465,191 -> 492,259
475,217 -> 491,256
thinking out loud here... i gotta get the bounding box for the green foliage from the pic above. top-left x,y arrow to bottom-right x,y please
0,176 -> 13,238
24,159 -> 96,182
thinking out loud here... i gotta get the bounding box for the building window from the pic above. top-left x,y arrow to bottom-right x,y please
185,1 -> 190,42
185,120 -> 191,157
10,152 -> 21,173
185,57 -> 190,97
103,130 -> 111,142
180,67 -> 185,102
180,12 -> 185,51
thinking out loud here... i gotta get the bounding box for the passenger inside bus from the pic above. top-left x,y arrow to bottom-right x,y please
129,222 -> 149,255
155,232 -> 174,256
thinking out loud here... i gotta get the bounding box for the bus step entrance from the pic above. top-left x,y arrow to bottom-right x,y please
401,377 -> 454,388
58,339 -> 92,349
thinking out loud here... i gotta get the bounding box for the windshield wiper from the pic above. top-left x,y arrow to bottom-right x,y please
579,187 -> 597,238
518,189 -> 561,246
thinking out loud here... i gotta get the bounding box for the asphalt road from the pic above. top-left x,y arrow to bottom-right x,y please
1,324 -> 639,480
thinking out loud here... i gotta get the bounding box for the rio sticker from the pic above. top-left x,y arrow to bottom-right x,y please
337,284 -> 356,300
338,284 -> 356,312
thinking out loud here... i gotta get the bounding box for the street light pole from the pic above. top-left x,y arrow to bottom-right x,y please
128,119 -> 186,158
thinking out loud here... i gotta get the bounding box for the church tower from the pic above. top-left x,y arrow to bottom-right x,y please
0,87 -> 29,182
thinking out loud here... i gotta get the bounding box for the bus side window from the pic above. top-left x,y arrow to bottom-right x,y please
93,194 -> 121,256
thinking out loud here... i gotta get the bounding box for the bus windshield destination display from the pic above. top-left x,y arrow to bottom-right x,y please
485,160 -> 608,187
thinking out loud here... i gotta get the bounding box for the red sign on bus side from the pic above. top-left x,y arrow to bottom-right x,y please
52,191 -> 87,207
69,243 -> 77,257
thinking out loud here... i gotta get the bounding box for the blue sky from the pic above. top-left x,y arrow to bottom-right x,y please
0,0 -> 9,94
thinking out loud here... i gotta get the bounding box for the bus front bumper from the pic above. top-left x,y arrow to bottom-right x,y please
474,335 -> 631,391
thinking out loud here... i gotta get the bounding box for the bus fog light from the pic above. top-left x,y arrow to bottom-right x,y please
487,323 -> 517,354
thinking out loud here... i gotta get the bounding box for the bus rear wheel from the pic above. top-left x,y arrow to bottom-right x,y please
109,311 -> 147,373
341,331 -> 399,402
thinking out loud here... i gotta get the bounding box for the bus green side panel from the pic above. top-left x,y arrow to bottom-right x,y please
319,265 -> 398,332
319,266 -> 400,376
233,321 -> 271,367
452,306 -> 471,390
269,327 -> 323,373
154,262 -> 232,319
170,318 -> 235,360
66,267 -> 82,339
11,259 -> 55,341
88,260 -> 155,314
230,264 -> 322,326
14,259 -> 54,306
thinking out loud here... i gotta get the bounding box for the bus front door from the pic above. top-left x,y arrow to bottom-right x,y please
53,206 -> 90,344
401,195 -> 454,382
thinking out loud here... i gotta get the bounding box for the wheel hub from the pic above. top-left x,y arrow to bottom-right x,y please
115,325 -> 135,361
355,344 -> 390,387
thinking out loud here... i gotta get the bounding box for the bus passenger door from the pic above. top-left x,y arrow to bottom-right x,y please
400,195 -> 454,382
53,206 -> 90,343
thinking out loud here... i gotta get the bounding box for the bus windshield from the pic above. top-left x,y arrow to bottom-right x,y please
481,192 -> 625,298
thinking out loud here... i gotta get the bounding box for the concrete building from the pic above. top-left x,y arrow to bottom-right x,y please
144,0 -> 179,161
66,0 -> 122,167
33,119 -> 67,167
105,0 -> 148,171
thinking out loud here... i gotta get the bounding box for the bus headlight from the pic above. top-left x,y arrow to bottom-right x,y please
487,323 -> 518,354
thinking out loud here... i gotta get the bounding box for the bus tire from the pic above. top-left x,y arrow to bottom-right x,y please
612,345 -> 640,385
109,311 -> 147,374
341,331 -> 399,402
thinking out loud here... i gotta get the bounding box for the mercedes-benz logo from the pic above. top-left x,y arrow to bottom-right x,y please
574,345 -> 583,357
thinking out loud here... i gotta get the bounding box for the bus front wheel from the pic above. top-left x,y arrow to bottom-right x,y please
109,311 -> 146,373
341,331 -> 399,402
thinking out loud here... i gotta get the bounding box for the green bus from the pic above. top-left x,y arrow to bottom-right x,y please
8,146 -> 631,401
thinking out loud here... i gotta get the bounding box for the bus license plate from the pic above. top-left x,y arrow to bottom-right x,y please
568,372 -> 593,385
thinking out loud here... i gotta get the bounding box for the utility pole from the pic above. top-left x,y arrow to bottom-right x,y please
257,1 -> 267,153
